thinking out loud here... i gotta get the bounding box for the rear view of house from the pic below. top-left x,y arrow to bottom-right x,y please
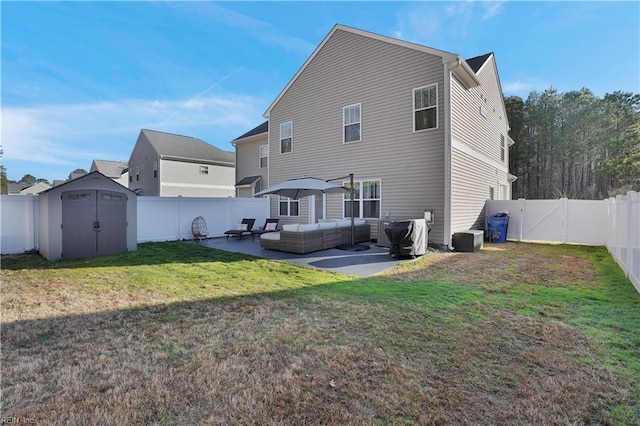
233,24 -> 515,247
128,129 -> 236,197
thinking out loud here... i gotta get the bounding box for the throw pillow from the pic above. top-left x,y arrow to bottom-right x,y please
265,222 -> 277,231
236,223 -> 248,231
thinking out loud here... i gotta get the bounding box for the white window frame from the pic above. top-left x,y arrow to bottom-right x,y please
278,196 -> 299,217
199,165 -> 209,175
259,145 -> 268,169
343,179 -> 381,219
413,83 -> 438,132
280,121 -> 293,154
500,134 -> 506,162
343,103 -> 362,143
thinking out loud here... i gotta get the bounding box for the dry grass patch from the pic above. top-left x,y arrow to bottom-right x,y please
1,242 -> 638,424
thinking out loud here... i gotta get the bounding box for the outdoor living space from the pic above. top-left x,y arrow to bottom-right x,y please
191,235 -> 413,277
2,241 -> 638,424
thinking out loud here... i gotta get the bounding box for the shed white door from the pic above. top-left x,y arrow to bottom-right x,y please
62,190 -> 127,258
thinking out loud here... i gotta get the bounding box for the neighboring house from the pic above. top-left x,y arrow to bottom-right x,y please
90,160 -> 129,187
7,182 -> 27,194
128,129 -> 236,197
231,121 -> 269,197
233,24 -> 515,248
20,181 -> 51,195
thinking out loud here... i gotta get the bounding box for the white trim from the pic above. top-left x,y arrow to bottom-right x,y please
259,144 -> 268,169
342,178 -> 382,219
451,137 -> 509,173
413,83 -> 439,132
279,121 -> 293,154
343,103 -> 362,144
443,66 -> 452,248
278,195 -> 300,217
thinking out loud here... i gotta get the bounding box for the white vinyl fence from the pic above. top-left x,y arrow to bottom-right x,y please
137,196 -> 269,242
0,194 -> 39,255
486,191 -> 639,292
0,195 -> 269,253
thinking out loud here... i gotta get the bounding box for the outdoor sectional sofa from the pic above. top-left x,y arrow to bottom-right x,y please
260,219 -> 370,254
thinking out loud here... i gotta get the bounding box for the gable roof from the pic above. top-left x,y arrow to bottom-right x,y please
141,129 -> 235,166
91,160 -> 128,178
264,24 -> 480,118
232,121 -> 268,144
466,53 -> 493,73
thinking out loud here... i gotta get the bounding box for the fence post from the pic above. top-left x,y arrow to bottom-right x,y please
518,198 -> 525,242
626,191 -> 636,281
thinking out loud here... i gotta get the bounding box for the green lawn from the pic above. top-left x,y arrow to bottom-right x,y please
1,242 -> 638,424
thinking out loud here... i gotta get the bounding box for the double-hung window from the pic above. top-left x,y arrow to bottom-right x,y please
199,165 -> 209,175
500,134 -> 506,162
279,196 -> 299,217
259,145 -> 268,168
343,179 -> 381,219
413,84 -> 438,131
343,103 -> 361,143
280,122 -> 293,154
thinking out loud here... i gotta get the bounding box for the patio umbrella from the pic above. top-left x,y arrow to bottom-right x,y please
255,175 -> 369,252
253,177 -> 348,199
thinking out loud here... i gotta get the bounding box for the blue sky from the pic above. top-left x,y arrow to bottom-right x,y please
2,1 -> 638,184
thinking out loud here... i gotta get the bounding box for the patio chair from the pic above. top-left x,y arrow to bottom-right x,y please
224,218 -> 256,240
251,218 -> 280,240
191,216 -> 208,240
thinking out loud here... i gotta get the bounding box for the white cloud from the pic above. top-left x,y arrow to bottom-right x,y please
1,93 -> 266,181
502,80 -> 547,95
481,1 -> 505,19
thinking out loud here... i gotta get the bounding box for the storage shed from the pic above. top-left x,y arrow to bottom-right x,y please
38,171 -> 137,261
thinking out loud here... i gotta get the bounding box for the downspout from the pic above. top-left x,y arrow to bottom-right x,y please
443,63 -> 453,249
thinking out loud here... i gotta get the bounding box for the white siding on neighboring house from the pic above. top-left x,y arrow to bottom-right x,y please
267,28 -> 448,242
159,160 -> 235,197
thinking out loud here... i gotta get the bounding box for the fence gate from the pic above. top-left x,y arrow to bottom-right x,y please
62,190 -> 127,258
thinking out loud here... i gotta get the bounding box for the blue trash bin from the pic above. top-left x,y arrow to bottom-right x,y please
487,214 -> 509,243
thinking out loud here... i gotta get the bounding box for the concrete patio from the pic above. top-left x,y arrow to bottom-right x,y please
189,236 -> 418,277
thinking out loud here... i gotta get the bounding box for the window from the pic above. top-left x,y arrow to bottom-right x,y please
280,122 -> 293,154
343,179 -> 381,219
136,166 -> 140,182
413,84 -> 438,131
500,134 -> 506,162
259,145 -> 268,168
279,196 -> 299,217
153,161 -> 158,178
199,165 -> 209,175
343,103 -> 361,143
489,186 -> 495,200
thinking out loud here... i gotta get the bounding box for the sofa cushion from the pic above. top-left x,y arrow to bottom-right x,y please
282,224 -> 300,232
318,221 -> 337,230
336,219 -> 351,227
299,223 -> 320,232
260,231 -> 280,241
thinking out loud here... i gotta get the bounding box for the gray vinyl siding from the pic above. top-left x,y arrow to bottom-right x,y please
159,160 -> 235,197
451,149 -> 508,232
128,134 -> 160,196
450,57 -> 509,160
268,28 -> 447,243
234,135 -> 268,197
450,56 -> 511,234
